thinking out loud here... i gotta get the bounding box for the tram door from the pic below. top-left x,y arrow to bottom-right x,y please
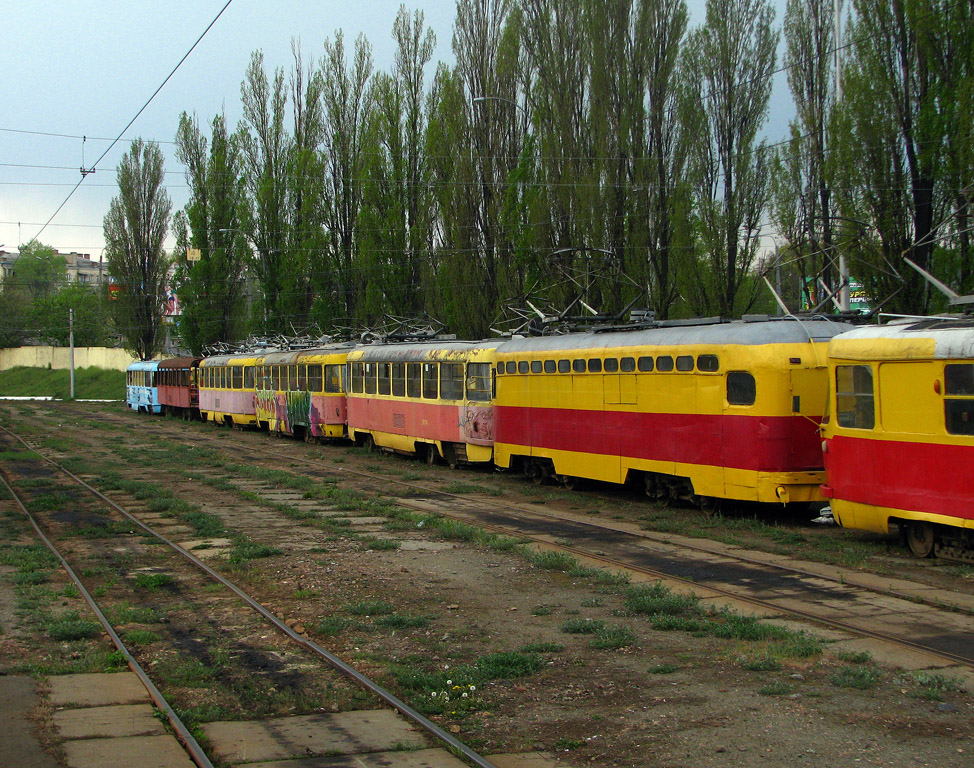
790,366 -> 829,468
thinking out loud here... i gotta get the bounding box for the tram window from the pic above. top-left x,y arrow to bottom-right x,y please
835,365 -> 874,428
322,365 -> 338,393
945,364 -> 974,395
727,371 -> 757,407
620,357 -> 635,372
676,355 -> 694,372
604,358 -> 619,372
531,360 -> 543,374
657,356 -> 674,372
518,360 -> 529,374
377,362 -> 391,395
441,362 -> 464,400
244,366 -> 255,389
364,362 -> 377,395
307,364 -> 322,392
944,363 -> 974,435
497,363 -> 504,375
351,362 -> 364,393
232,366 -> 243,389
638,356 -> 654,372
407,363 -> 422,398
697,354 -> 719,372
423,363 -> 439,399
588,359 -> 602,373
298,364 -> 308,390
544,360 -> 556,373
573,359 -> 586,373
467,363 -> 492,402
558,359 -> 571,373
392,363 -> 406,396
506,361 -> 517,374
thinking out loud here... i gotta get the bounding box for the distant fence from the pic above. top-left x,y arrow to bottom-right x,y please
0,346 -> 140,372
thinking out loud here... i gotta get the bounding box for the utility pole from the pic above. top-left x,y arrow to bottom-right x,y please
69,308 -> 75,400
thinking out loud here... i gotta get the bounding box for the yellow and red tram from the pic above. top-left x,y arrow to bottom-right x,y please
821,318 -> 974,559
493,318 -> 848,506
345,341 -> 500,466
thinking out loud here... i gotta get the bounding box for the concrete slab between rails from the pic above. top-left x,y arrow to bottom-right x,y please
53,703 -> 165,739
47,672 -> 150,708
0,675 -> 59,768
178,537 -> 234,558
62,734 -> 197,768
828,637 -> 966,674
202,710 -> 428,764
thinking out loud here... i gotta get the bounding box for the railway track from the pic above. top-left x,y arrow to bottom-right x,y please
4,400 -> 974,767
0,425 -> 501,768
9,402 -> 974,674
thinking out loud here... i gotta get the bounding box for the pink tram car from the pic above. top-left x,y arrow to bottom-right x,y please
345,341 -> 500,466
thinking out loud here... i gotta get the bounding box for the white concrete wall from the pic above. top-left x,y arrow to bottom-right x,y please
0,346 -> 139,371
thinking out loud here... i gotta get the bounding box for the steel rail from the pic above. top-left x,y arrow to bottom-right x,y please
0,425 -> 499,768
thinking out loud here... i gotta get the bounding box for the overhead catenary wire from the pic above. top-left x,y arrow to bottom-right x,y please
21,0 -> 237,251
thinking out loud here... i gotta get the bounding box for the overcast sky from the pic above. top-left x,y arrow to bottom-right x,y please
0,0 -> 791,260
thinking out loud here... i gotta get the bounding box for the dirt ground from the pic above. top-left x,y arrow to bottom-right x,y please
0,405 -> 972,768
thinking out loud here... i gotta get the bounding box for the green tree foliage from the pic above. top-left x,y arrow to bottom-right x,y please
12,242 -> 67,300
103,139 -> 172,361
173,111 -> 251,354
681,0 -> 778,317
28,285 -> 112,347
357,8 -> 437,322
831,0 -> 971,312
163,0 -> 971,338
771,0 -> 837,311
319,30 -> 374,326
238,51 -> 292,333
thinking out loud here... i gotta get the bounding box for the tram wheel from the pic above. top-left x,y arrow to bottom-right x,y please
426,445 -> 438,466
906,521 -> 935,558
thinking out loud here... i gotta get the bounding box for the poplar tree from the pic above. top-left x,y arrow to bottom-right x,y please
681,0 -> 778,316
173,112 -> 250,353
103,139 -> 172,360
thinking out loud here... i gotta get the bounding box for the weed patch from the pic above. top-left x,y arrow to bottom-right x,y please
829,666 -> 881,690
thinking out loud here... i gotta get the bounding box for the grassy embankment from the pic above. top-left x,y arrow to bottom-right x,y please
0,367 -> 124,400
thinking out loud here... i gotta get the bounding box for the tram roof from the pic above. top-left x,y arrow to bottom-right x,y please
829,317 -> 974,361
351,339 -> 504,361
496,317 -> 848,354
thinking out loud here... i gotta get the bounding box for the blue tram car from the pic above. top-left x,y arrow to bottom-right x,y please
125,360 -> 161,414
